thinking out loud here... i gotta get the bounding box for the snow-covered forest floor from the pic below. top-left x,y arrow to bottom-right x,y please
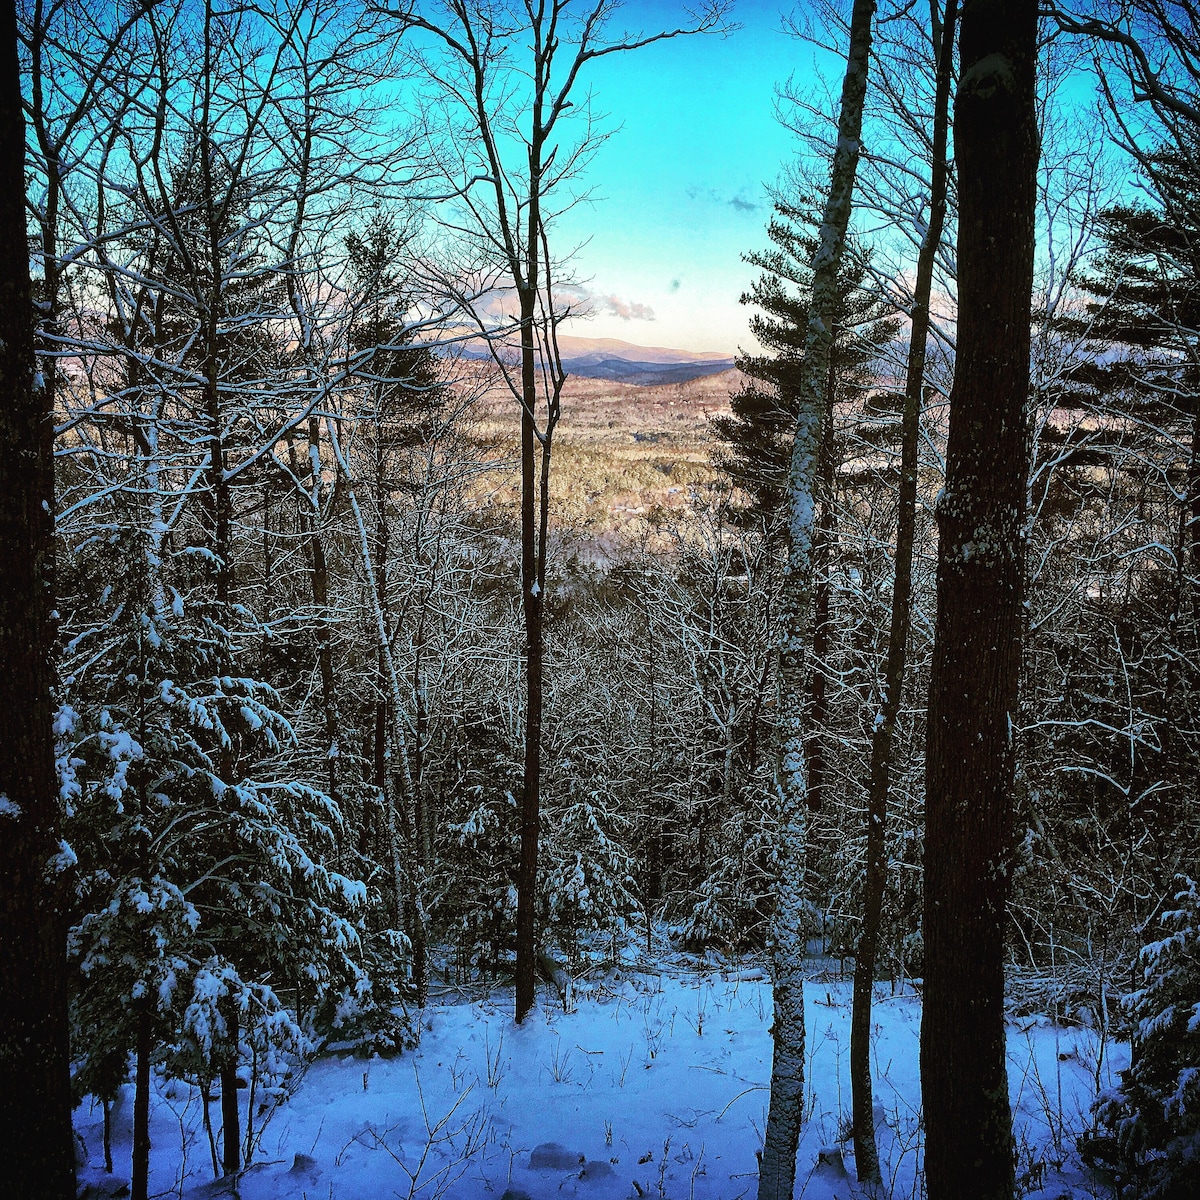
76,959 -> 1128,1200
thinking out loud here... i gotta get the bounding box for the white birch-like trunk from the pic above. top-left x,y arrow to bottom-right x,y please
757,3 -> 877,1197
325,418 -> 417,938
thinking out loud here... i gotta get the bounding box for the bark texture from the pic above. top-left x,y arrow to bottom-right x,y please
220,1001 -> 240,1175
850,0 -> 958,1183
757,2 -> 876,1197
132,1009 -> 152,1200
920,2 -> 1038,1197
0,0 -> 76,1192
514,285 -> 548,1024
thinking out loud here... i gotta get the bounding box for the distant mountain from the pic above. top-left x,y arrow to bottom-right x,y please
555,335 -> 733,384
554,334 -> 731,365
459,333 -> 735,386
562,356 -> 736,386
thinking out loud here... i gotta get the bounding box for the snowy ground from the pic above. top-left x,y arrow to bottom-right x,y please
76,965 -> 1127,1200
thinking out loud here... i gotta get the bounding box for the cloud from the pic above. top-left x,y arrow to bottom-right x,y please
552,282 -> 593,313
549,284 -> 655,321
685,183 -> 761,213
601,293 -> 656,321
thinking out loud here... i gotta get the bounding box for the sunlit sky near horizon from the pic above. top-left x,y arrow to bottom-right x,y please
552,2 -> 825,356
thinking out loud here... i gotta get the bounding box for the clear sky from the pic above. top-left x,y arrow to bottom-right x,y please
553,2 -> 823,356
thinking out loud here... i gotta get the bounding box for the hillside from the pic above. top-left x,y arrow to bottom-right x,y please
460,334 -> 736,387
555,335 -> 735,386
469,367 -> 744,551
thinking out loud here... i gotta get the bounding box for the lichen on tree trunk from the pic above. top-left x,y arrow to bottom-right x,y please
757,2 -> 877,1198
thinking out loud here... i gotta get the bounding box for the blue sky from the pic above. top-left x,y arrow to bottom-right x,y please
554,3 -> 821,355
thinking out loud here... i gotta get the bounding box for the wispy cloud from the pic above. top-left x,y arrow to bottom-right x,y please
551,283 -> 656,321
553,282 -> 593,312
602,294 -> 656,321
686,183 -> 761,214
481,281 -> 655,322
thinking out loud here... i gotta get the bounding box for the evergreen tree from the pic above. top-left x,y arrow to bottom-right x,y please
542,775 -> 638,966
54,92 -> 394,1194
712,200 -> 899,530
1099,878 -> 1200,1195
714,201 -> 899,816
58,507 -> 374,1192
1046,149 -> 1200,1200
1096,875 -> 1200,1199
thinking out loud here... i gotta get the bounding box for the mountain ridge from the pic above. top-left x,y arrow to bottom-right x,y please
554,333 -> 732,364
459,333 -> 735,385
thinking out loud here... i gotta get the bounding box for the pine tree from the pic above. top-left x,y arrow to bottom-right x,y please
714,202 -> 899,821
1051,149 -> 1200,1200
712,202 -> 899,531
343,211 -> 450,1004
58,511 -> 373,1192
1096,875 -> 1200,1198
55,82 -> 385,1193
542,776 -> 638,966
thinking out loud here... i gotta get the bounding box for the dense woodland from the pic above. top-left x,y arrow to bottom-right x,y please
1,0 -> 1199,1198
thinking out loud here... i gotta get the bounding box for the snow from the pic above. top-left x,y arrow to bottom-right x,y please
54,704 -> 79,737
960,51 -> 1018,97
74,966 -> 1127,1200
50,839 -> 78,873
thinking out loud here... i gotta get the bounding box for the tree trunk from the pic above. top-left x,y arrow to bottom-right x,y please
1189,408 -> 1200,575
804,366 -> 838,814
221,1003 -> 240,1176
411,643 -> 431,1006
850,0 -> 957,1184
132,1008 -> 152,1200
305,419 -> 342,821
515,287 -> 545,1024
0,0 -> 76,1189
920,2 -> 1038,1198
757,3 -> 876,1198
362,433 -> 426,1000
368,438 -> 406,929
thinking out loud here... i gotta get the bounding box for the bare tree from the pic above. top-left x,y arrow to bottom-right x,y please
390,0 -> 730,1022
850,0 -> 957,1183
1049,0 -> 1200,134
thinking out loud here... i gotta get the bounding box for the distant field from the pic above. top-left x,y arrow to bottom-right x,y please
468,368 -> 743,553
